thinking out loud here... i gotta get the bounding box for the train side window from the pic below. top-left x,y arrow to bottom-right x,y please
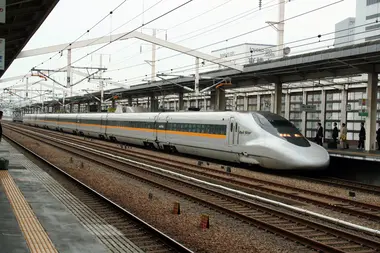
212,125 -> 216,134
230,123 -> 233,132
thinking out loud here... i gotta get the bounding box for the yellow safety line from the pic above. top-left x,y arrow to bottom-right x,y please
0,171 -> 58,253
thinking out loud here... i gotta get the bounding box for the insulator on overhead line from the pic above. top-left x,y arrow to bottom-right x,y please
259,0 -> 262,9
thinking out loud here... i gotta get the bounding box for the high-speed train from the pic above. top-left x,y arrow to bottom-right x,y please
23,111 -> 330,170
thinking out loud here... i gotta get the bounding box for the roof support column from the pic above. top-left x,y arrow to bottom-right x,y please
149,94 -> 158,112
128,96 -> 132,106
365,72 -> 378,151
341,88 -> 347,125
210,89 -> 226,111
257,95 -> 261,111
274,82 -> 282,115
285,93 -> 290,120
178,91 -> 184,111
320,89 -> 326,137
243,95 -> 248,111
301,91 -> 307,136
233,94 -> 237,111
195,58 -> 200,94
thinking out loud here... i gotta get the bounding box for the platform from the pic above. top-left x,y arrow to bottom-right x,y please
326,144 -> 380,162
0,139 -> 144,253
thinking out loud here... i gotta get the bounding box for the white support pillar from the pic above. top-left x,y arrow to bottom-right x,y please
257,94 -> 261,111
233,94 -> 237,111
270,93 -> 274,112
285,93 -> 290,120
243,95 -> 248,111
365,72 -> 378,151
301,91 -> 307,136
341,88 -> 348,125
195,58 -> 200,94
274,82 -> 282,114
320,89 -> 326,134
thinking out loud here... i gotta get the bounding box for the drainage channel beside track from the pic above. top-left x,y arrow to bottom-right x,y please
5,123 -> 380,253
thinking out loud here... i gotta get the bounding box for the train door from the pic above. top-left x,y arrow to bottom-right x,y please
228,117 -> 239,146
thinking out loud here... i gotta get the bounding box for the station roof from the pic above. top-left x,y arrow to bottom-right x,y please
25,39 -> 380,108
0,0 -> 59,78
94,39 -> 380,98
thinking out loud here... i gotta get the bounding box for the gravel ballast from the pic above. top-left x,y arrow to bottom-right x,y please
4,129 -> 319,253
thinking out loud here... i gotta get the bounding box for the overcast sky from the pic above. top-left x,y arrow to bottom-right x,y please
1,0 -> 357,101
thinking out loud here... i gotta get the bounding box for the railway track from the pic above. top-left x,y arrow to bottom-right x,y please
4,128 -> 194,253
5,123 -> 380,253
7,123 -> 380,223
293,176 -> 380,196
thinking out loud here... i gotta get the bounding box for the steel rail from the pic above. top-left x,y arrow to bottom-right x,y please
5,125 -> 380,253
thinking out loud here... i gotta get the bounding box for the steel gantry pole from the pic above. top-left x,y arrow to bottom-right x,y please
65,48 -> 73,111
100,54 -> 104,106
266,0 -> 286,58
195,57 -> 200,94
151,28 -> 156,82
277,0 -> 285,58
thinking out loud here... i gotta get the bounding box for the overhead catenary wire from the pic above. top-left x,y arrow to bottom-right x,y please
108,0 -> 280,69
152,0 -> 344,64
106,17 -> 372,84
80,0 -> 167,50
110,25 -> 380,87
8,0 -> 348,99
27,0 -> 195,88
106,0 -> 342,73
14,0 -> 131,85
109,0 -> 235,58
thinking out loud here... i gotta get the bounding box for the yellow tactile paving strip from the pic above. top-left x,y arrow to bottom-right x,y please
0,171 -> 58,253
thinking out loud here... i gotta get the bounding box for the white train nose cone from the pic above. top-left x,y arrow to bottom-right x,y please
296,143 -> 330,170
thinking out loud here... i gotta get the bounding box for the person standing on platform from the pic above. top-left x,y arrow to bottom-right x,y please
316,122 -> 323,146
358,122 -> 365,150
376,126 -> 380,150
332,122 -> 339,144
340,123 -> 348,149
